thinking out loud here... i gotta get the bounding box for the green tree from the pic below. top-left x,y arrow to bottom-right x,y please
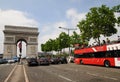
77,5 -> 117,45
70,31 -> 83,45
58,32 -> 69,49
41,44 -> 45,52
54,38 -> 60,51
112,4 -> 120,12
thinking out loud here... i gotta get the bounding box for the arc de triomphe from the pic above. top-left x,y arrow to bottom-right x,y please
3,25 -> 39,58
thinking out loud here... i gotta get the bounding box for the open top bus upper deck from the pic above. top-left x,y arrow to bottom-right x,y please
74,42 -> 120,55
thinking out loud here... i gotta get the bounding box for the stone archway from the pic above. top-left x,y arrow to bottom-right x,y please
3,25 -> 39,58
16,38 -> 27,57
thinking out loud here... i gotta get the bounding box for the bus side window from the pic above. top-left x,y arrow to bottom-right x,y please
100,52 -> 105,58
94,52 -> 98,58
113,51 -> 118,57
92,53 -> 95,57
105,54 -> 108,57
118,50 -> 120,57
84,53 -> 89,58
105,51 -> 111,57
108,51 -> 117,57
113,50 -> 120,57
94,52 -> 105,58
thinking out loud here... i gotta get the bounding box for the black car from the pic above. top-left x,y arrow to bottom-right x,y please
27,58 -> 38,66
59,57 -> 68,64
50,57 -> 60,64
37,57 -> 50,65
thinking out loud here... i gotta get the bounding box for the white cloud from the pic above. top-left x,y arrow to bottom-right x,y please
0,9 -> 38,27
54,21 -> 68,28
114,12 -> 120,18
39,21 -> 67,45
39,8 -> 86,52
0,9 -> 38,53
66,8 -> 86,27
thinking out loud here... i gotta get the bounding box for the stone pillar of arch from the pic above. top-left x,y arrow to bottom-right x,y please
3,25 -> 39,58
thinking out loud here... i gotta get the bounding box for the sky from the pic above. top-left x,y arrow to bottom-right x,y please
0,0 -> 120,54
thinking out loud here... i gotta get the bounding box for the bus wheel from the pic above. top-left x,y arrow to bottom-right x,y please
104,61 -> 110,67
80,60 -> 83,64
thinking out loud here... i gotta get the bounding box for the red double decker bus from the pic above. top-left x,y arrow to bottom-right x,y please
74,43 -> 120,67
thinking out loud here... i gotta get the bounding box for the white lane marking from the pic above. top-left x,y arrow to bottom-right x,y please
58,75 -> 73,82
4,65 -> 17,82
59,75 -> 77,82
87,72 -> 118,81
23,65 -> 29,82
103,76 -> 118,81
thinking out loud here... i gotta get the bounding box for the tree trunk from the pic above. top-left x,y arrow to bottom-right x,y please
97,37 -> 101,45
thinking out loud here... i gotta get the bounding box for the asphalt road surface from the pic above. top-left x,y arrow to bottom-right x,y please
0,64 -> 15,82
25,63 -> 120,82
0,63 -> 120,82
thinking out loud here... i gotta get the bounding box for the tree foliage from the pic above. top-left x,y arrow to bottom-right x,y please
41,32 -> 69,52
70,31 -> 83,45
77,5 -> 117,44
112,4 -> 120,12
59,32 -> 69,49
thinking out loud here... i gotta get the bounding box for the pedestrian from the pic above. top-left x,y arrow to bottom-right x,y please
118,36 -> 120,43
102,40 -> 106,45
18,57 -> 20,63
106,38 -> 110,44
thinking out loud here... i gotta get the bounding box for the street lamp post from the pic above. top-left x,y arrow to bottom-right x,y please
59,27 -> 77,56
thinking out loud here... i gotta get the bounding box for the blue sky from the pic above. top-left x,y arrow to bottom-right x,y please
1,0 -> 119,23
0,0 -> 120,54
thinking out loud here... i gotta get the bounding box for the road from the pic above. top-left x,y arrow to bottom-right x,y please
25,63 -> 120,82
0,64 -> 15,82
0,63 -> 120,82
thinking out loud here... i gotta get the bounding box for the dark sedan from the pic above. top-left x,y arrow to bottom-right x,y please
27,58 -> 38,66
37,57 -> 50,65
50,58 -> 60,64
59,57 -> 68,64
